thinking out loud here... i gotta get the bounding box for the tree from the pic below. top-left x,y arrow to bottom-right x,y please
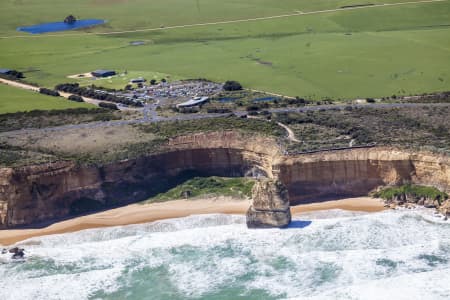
68,95 -> 84,102
150,79 -> 157,85
99,102 -> 119,110
223,80 -> 242,91
161,78 -> 167,83
64,15 -> 77,24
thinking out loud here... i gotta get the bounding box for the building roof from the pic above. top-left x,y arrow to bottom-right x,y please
130,77 -> 146,83
176,96 -> 209,108
91,69 -> 116,76
0,69 -> 12,74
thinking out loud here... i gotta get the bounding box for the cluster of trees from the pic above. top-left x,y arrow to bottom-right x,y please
0,107 -> 114,122
55,83 -> 143,107
0,70 -> 24,80
223,81 -> 242,91
149,78 -> 167,85
245,102 -> 270,112
176,107 -> 199,114
206,108 -> 232,114
39,88 -> 60,97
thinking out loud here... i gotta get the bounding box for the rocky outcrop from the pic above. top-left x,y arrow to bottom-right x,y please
382,193 -> 446,210
246,179 -> 291,228
439,200 -> 450,217
1,131 -> 450,228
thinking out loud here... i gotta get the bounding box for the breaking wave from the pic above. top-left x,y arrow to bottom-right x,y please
1,209 -> 450,300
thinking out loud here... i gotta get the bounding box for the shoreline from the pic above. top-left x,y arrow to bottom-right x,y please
0,196 -> 385,246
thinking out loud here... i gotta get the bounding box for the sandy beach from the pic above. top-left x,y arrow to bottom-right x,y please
0,197 -> 385,246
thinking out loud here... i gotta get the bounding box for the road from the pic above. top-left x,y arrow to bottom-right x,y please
2,102 -> 450,136
2,74 -> 450,135
0,0 -> 445,39
0,78 -> 137,111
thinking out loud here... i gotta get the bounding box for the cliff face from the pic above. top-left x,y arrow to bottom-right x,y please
1,131 -> 449,228
0,131 -> 280,228
277,148 -> 450,205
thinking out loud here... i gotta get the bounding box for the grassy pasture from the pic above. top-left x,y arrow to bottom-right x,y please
0,0 -> 448,99
0,84 -> 93,114
0,0 -> 422,35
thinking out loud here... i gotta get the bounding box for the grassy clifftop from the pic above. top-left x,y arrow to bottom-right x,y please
0,116 -> 283,167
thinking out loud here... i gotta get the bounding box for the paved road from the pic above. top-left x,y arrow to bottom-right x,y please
0,0 -> 445,39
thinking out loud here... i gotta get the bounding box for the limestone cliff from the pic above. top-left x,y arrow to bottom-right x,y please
246,179 -> 291,228
0,131 -> 280,228
1,131 -> 450,228
277,148 -> 450,205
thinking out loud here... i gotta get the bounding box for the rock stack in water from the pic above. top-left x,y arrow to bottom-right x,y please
246,179 -> 291,228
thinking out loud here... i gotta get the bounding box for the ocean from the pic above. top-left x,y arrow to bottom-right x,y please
1,209 -> 449,300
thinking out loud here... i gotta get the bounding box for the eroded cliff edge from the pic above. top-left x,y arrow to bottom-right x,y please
1,131 -> 449,228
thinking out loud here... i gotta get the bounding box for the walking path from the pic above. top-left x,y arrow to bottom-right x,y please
0,0 -> 445,39
277,122 -> 301,143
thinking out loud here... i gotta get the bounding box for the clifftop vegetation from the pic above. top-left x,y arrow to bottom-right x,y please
274,106 -> 450,154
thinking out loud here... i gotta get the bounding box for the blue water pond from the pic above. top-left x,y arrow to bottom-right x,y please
253,96 -> 277,102
17,19 -> 106,34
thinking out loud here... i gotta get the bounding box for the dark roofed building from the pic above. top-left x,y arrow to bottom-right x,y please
0,69 -> 12,75
91,70 -> 116,78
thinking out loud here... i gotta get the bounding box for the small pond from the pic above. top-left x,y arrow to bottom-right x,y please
17,19 -> 106,34
252,96 -> 276,102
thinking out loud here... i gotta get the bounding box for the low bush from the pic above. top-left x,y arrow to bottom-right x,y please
98,102 -> 119,110
39,88 -> 60,97
68,95 -> 84,102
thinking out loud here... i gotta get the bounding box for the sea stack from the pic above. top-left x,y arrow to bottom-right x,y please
246,179 -> 291,228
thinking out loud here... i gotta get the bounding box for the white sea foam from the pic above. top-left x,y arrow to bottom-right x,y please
0,210 -> 449,300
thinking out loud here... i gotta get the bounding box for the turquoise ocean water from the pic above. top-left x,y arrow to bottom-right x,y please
1,209 -> 450,300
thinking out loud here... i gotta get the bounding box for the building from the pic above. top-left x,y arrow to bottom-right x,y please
0,69 -> 12,75
176,96 -> 209,108
91,70 -> 116,78
130,77 -> 146,84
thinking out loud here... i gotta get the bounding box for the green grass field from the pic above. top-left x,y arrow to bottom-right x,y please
0,0 -> 449,99
0,84 -> 93,114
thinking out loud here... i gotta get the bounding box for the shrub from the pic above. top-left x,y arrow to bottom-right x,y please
39,88 -> 60,97
98,102 -> 119,110
223,80 -> 243,91
68,95 -> 84,102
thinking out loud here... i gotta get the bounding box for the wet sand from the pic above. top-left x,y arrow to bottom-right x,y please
0,197 -> 385,246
